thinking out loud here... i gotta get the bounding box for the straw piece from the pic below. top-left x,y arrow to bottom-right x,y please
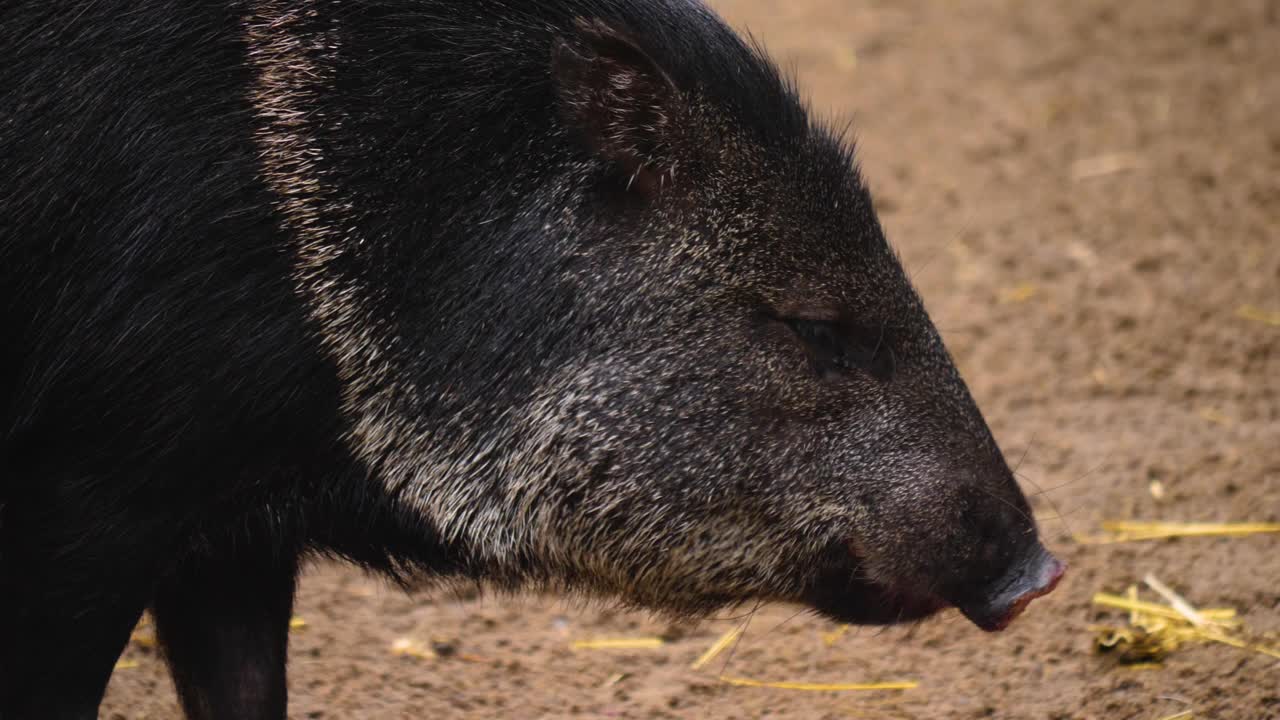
1077,521 -> 1280,544
1125,585 -> 1140,627
1070,152 -> 1143,180
1093,583 -> 1280,664
1091,623 -> 1186,663
1155,711 -> 1193,720
1106,521 -> 1280,536
289,616 -> 307,630
831,46 -> 858,73
718,676 -> 918,692
997,283 -> 1037,304
1092,593 -> 1237,625
571,637 -> 665,650
1236,304 -> 1280,326
1143,574 -> 1206,628
129,627 -> 157,649
1197,628 -> 1280,660
1072,533 -> 1127,545
1197,408 -> 1233,426
822,623 -> 851,646
114,659 -> 140,670
390,637 -> 437,659
690,627 -> 742,670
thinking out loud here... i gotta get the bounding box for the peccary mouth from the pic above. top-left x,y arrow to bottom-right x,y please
801,543 -> 949,626
801,540 -> 1066,631
950,543 -> 1067,632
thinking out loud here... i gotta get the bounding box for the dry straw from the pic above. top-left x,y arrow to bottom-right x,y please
570,637 -> 666,650
1091,575 -> 1280,663
688,627 -> 741,670
1076,520 -> 1280,545
717,676 -> 918,692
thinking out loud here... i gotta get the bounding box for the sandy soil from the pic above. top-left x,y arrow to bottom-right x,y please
101,1 -> 1279,718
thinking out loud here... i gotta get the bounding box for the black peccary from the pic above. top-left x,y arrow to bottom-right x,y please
0,1 -> 1065,717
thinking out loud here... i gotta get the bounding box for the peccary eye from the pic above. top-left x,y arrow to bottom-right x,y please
783,318 -> 896,382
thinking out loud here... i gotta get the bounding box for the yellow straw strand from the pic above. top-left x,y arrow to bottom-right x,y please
1236,304 -> 1280,326
571,637 -> 665,650
1143,574 -> 1207,628
718,676 -> 918,692
822,624 -> 851,646
1126,585 -> 1140,626
1092,594 -> 1237,624
1197,629 -> 1280,660
1077,521 -> 1280,544
690,627 -> 742,670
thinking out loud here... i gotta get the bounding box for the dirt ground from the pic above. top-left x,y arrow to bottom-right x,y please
100,1 -> 1279,718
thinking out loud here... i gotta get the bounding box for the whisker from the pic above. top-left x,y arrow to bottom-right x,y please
1045,502 -> 1098,520
1027,450 -> 1114,495
711,606 -> 766,622
763,606 -> 809,636
717,600 -> 761,677
971,482 -> 1036,525
1009,436 -> 1077,537
1013,433 -> 1035,476
906,229 -> 967,287
1019,473 -> 1077,538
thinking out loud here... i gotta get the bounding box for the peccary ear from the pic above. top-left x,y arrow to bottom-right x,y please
552,19 -> 681,197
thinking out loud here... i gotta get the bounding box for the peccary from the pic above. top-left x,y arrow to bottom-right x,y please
0,1 -> 1064,717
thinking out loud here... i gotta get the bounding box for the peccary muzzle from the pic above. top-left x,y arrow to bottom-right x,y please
955,544 -> 1067,632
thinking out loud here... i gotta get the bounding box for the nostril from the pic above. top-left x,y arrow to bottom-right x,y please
957,545 -> 1066,632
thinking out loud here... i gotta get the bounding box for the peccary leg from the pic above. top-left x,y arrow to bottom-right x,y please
152,544 -> 298,720
0,590 -> 147,719
0,499 -> 154,719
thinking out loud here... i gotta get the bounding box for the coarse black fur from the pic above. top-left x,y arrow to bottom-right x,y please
0,1 -> 1056,718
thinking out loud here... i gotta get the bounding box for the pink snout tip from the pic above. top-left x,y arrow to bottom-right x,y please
961,548 -> 1067,632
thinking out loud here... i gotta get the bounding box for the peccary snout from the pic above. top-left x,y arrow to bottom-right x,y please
953,544 -> 1066,632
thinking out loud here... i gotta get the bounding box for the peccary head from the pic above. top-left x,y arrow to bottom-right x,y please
247,3 -> 1061,632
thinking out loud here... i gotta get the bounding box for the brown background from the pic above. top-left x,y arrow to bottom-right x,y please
102,1 -> 1280,717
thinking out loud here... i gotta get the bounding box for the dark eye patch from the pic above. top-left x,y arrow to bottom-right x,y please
783,318 -> 896,382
